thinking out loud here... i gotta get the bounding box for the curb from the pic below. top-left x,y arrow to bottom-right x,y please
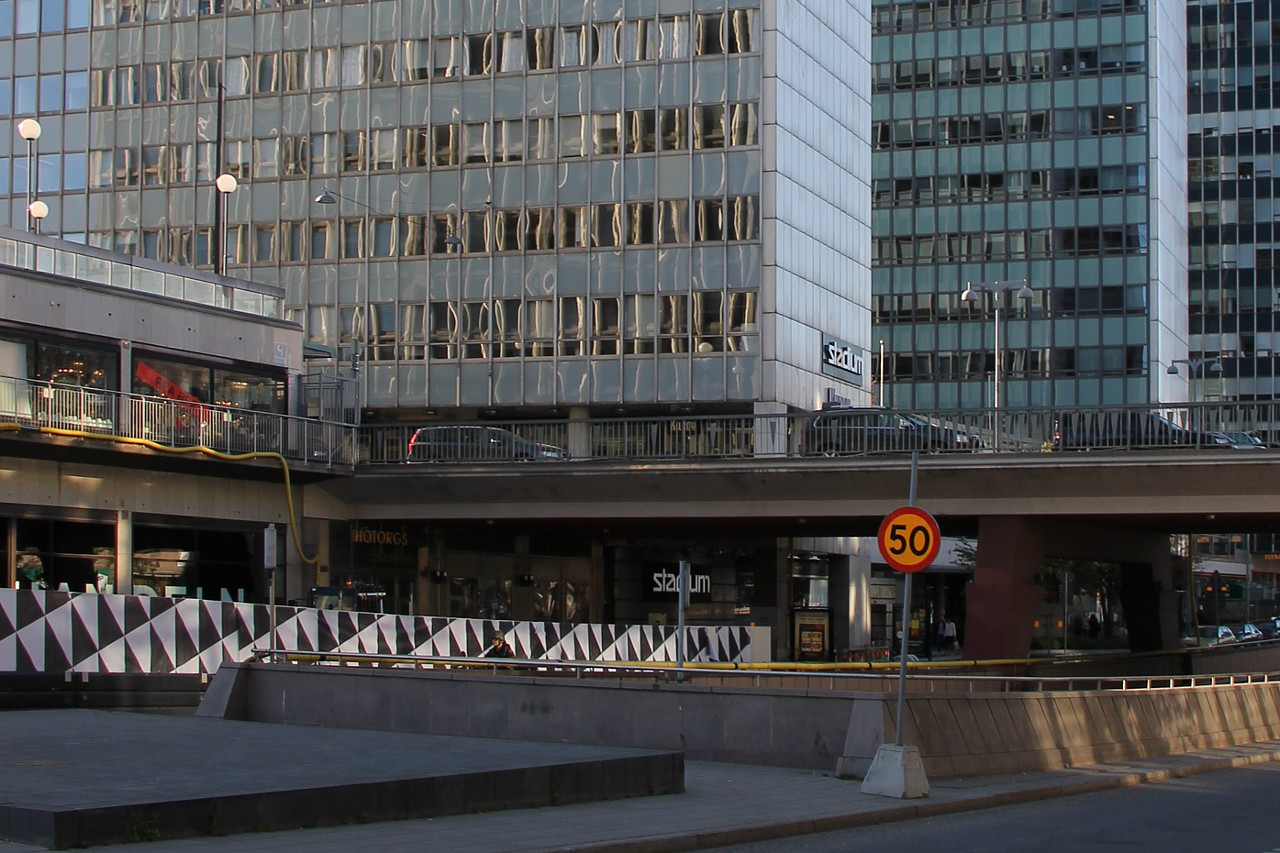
556,745 -> 1280,853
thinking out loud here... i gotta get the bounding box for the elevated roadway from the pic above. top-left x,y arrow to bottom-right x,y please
311,449 -> 1280,539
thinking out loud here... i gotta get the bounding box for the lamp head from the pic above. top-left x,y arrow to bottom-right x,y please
313,190 -> 337,205
1016,282 -> 1033,300
17,118 -> 41,141
27,200 -> 48,220
1208,360 -> 1224,376
1166,364 -> 1180,375
444,234 -> 463,248
214,173 -> 239,194
960,283 -> 975,302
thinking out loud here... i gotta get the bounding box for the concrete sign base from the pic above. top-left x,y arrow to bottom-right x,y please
859,743 -> 930,799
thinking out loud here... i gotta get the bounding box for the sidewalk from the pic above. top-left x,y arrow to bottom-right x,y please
6,740 -> 1278,853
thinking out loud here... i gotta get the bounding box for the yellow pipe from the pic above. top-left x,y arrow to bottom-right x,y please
14,423 -> 319,566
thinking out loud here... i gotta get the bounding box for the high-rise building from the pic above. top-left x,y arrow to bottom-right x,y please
6,0 -> 871,421
870,0 -> 1190,410
1186,0 -> 1276,414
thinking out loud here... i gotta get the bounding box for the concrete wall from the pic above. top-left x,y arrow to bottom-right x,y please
202,662 -> 1280,780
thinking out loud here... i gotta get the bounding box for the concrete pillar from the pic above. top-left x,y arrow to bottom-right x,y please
115,509 -> 133,595
965,517 -> 1181,659
566,406 -> 591,460
964,517 -> 1049,660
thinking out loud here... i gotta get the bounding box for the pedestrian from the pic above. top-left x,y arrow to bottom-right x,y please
1088,613 -> 1100,640
943,617 -> 957,652
481,633 -> 515,659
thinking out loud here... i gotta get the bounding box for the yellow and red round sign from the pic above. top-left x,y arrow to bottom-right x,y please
877,506 -> 941,574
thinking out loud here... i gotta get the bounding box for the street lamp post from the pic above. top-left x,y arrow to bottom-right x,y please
1169,355 -> 1224,647
313,188 -> 394,427
961,279 -> 1033,451
27,200 -> 48,234
17,118 -> 41,232
1167,357 -> 1223,434
214,173 -> 238,276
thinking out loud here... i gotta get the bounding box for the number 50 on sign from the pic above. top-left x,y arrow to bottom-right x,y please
877,506 -> 941,574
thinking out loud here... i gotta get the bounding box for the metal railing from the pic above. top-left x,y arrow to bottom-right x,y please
359,401 -> 1280,465
6,371 -> 1280,472
0,374 -> 355,466
265,649 -> 1280,695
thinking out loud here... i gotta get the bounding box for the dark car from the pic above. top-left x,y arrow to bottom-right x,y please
406,425 -> 568,462
1052,410 -> 1227,451
1206,430 -> 1266,451
900,413 -> 984,452
800,407 -> 976,456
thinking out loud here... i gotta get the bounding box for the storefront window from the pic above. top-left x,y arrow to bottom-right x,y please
791,556 -> 830,609
36,341 -> 115,388
533,579 -> 589,623
133,354 -> 285,414
16,518 -> 114,593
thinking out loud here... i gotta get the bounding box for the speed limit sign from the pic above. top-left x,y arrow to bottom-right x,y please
878,506 -> 941,574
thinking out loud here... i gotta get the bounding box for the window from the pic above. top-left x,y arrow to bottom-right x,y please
495,120 -> 523,162
527,27 -> 555,70
626,19 -> 656,60
523,298 -> 554,356
433,36 -> 460,77
253,137 -> 279,178
465,33 -> 492,75
559,296 -> 585,356
591,204 -> 621,247
624,293 -> 655,353
727,9 -> 757,52
560,115 -> 586,158
626,109 -> 657,153
694,104 -> 725,149
591,297 -> 620,355
626,202 -> 654,245
695,12 -> 723,55
402,39 -> 430,80
433,124 -> 458,166
727,102 -> 758,146
342,131 -> 366,172
592,112 -> 620,155
659,108 -> 687,150
658,15 -> 689,58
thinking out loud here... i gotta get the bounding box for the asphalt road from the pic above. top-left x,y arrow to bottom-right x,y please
709,763 -> 1280,853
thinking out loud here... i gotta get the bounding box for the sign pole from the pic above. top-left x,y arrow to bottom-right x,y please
893,452 -> 919,746
676,559 -> 688,682
861,453 -> 935,800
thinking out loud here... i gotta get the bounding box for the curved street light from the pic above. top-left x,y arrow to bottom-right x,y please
961,279 -> 1033,451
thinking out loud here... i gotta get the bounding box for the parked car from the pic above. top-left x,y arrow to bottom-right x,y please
1181,624 -> 1237,647
1052,410 -> 1227,451
1228,622 -> 1265,642
1255,618 -> 1280,640
406,425 -> 568,462
1206,430 -> 1267,451
899,413 -> 985,452
799,407 -> 978,456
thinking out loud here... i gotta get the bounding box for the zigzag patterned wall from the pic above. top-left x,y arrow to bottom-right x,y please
0,589 -> 756,675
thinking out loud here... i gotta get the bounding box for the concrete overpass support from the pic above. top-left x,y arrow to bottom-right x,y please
965,518 -> 1178,659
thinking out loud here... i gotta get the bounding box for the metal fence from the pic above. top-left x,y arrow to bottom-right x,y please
360,401 -> 1280,465
5,370 -> 1280,471
0,374 -> 355,466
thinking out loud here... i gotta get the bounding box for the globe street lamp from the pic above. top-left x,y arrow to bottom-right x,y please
961,279 -> 1033,451
214,173 -> 239,276
27,199 -> 48,234
17,118 -> 41,232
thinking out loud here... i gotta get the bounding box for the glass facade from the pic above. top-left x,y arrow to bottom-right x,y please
2,0 -> 872,417
1187,0 -> 1280,414
871,0 -> 1187,409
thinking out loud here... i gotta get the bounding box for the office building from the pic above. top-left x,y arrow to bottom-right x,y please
871,0 -> 1190,410
0,1 -> 876,660
1186,0 -> 1277,413
8,0 -> 871,421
